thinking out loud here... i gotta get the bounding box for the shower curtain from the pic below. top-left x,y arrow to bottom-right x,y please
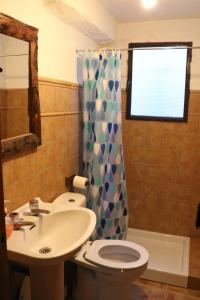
82,50 -> 128,240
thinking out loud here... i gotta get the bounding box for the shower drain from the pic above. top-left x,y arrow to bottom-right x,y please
39,247 -> 52,254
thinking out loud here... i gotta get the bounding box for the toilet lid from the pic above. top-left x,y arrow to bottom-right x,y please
85,240 -> 149,270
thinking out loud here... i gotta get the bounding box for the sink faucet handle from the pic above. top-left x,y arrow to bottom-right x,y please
29,198 -> 39,211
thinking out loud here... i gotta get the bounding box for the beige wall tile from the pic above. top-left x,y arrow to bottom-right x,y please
29,172 -> 45,201
55,86 -> 81,112
66,88 -> 81,112
55,86 -> 70,111
189,92 -> 200,115
3,81 -> 200,238
1,89 -> 29,139
29,145 -> 48,174
3,154 -> 30,186
66,114 -> 82,134
0,89 -> 7,106
41,166 -> 58,202
121,91 -> 126,112
3,79 -> 81,210
4,177 -> 33,212
6,109 -> 29,138
162,116 -> 199,134
55,137 -> 68,162
6,89 -> 28,108
39,84 -> 56,113
123,90 -> 200,237
41,115 -> 66,144
0,110 -> 7,139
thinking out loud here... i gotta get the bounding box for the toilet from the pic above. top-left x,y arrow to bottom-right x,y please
53,192 -> 149,300
53,192 -> 86,209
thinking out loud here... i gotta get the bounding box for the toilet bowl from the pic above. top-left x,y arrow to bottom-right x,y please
53,192 -> 149,300
75,239 -> 148,279
74,240 -> 148,300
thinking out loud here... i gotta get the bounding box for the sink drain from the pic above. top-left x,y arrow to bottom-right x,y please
39,247 -> 51,254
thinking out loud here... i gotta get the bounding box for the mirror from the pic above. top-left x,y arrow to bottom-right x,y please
0,13 -> 41,156
0,34 -> 29,139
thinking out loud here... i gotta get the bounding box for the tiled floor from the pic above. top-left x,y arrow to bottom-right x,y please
132,279 -> 200,300
189,238 -> 200,290
71,271 -> 200,300
71,237 -> 200,299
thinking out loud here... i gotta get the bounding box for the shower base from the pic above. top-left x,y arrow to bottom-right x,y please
127,228 -> 190,288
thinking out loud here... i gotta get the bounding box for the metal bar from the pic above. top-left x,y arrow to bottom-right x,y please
76,46 -> 200,53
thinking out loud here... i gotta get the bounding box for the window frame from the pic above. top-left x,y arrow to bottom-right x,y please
126,42 -> 192,122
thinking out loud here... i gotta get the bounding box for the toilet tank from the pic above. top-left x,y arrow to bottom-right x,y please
53,192 -> 86,209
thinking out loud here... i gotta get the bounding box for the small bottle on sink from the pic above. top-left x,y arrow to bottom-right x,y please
5,208 -> 13,238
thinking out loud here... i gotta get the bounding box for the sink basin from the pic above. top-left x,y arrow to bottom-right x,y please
7,207 -> 96,266
7,201 -> 96,300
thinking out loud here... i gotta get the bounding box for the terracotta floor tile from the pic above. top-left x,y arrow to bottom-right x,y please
166,285 -> 200,300
132,279 -> 167,300
166,291 -> 200,300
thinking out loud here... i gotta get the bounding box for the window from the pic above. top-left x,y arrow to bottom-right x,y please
126,42 -> 192,121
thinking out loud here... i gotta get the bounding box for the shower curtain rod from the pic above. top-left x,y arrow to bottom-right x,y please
76,46 -> 200,53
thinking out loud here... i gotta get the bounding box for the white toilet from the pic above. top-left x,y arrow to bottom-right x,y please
53,192 -> 86,208
53,192 -> 149,300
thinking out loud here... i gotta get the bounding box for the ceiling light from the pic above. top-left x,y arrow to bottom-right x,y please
142,0 -> 157,9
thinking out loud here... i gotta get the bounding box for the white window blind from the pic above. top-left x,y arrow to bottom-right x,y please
127,43 -> 192,121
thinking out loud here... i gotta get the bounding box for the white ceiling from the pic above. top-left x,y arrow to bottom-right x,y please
99,0 -> 200,22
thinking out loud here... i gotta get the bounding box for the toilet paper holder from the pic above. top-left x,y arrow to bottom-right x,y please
65,174 -> 76,191
65,174 -> 88,192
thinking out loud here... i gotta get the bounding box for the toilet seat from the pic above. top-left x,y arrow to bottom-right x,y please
84,240 -> 149,270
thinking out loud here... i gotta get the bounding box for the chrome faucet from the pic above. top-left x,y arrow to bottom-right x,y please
9,212 -> 36,230
23,198 -> 50,216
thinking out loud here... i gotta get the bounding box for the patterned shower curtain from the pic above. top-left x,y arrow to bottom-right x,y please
82,50 -> 128,240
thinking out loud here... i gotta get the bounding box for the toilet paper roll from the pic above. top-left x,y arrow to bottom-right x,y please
73,176 -> 88,190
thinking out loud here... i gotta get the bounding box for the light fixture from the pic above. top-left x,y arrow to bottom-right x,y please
142,0 -> 157,9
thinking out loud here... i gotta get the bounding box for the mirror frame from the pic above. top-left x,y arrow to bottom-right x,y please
0,13 -> 41,156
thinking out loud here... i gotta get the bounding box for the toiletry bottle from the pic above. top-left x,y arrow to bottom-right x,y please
5,208 -> 13,238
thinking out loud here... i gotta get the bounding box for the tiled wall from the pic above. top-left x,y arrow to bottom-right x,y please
0,89 -> 29,139
3,78 -> 82,213
122,90 -> 200,237
0,89 -> 7,139
2,79 -> 200,237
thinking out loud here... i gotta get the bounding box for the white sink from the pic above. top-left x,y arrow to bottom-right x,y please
7,206 -> 96,300
7,207 -> 96,265
13,196 -> 83,214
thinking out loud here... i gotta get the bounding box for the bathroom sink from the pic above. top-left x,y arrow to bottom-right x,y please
7,207 -> 96,266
